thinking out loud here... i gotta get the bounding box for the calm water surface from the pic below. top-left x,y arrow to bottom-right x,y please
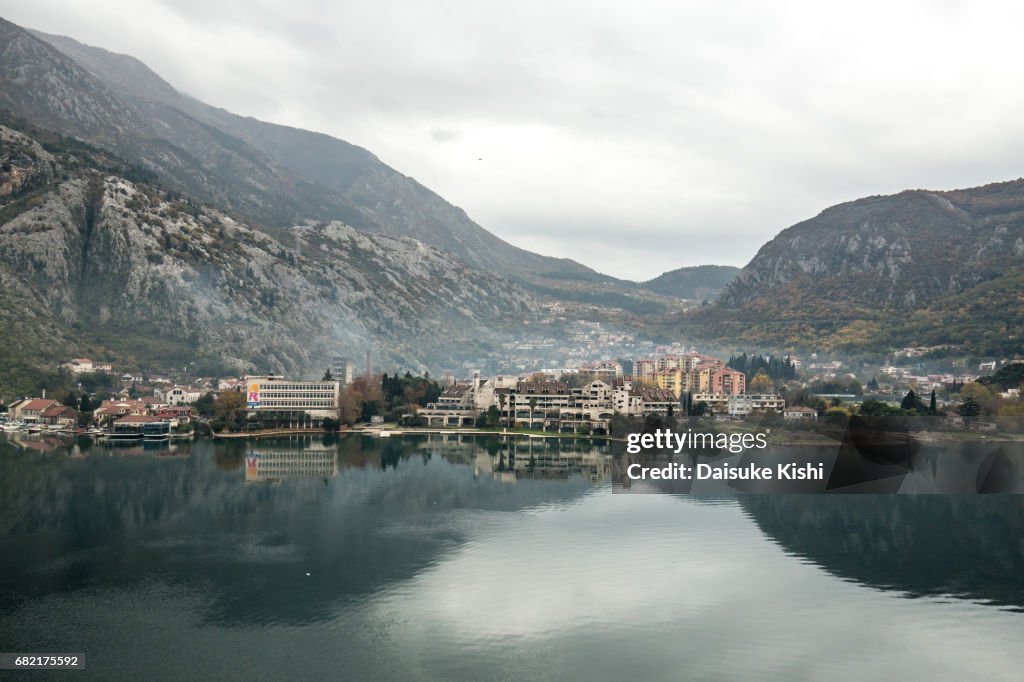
1,433 -> 1022,681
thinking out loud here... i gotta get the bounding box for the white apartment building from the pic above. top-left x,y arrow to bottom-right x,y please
693,393 -> 785,416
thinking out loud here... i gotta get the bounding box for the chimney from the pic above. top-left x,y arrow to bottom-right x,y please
365,350 -> 372,381
473,371 -> 480,391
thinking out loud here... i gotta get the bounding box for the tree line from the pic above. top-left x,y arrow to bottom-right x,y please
727,353 -> 797,381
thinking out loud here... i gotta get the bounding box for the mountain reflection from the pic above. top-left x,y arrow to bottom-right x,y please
0,434 -> 610,628
741,494 -> 1024,610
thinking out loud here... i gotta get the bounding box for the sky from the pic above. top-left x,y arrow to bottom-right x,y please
4,0 -> 1024,280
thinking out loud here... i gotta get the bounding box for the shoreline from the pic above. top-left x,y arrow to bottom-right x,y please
208,425 -> 1024,445
212,426 -> 624,442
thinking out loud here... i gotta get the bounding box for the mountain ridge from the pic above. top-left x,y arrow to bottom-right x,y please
641,264 -> 740,301
688,179 -> 1024,355
23,23 -> 618,286
0,117 -> 538,394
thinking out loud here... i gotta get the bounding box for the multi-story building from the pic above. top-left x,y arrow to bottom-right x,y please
9,399 -> 60,422
696,366 -> 745,395
243,375 -> 341,424
654,368 -> 696,398
725,394 -> 785,417
331,356 -> 355,386
39,405 -> 79,427
635,387 -> 679,416
633,359 -> 657,384
693,393 -> 785,416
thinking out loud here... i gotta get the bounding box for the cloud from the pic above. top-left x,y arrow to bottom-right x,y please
429,127 -> 462,143
4,0 -> 1024,279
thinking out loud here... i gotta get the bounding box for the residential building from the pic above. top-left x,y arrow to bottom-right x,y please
784,406 -> 818,421
726,394 -> 786,417
93,399 -> 150,421
161,386 -> 203,406
11,399 -> 59,422
153,406 -> 193,423
218,377 -> 244,391
39,405 -> 79,427
654,368 -> 691,398
697,365 -> 745,395
693,393 -> 784,416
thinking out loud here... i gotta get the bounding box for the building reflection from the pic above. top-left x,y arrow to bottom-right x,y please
234,433 -> 615,486
467,437 -> 613,483
245,444 -> 338,485
3,431 -> 190,458
4,431 -> 77,453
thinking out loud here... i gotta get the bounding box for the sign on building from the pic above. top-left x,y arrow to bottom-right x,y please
247,382 -> 260,408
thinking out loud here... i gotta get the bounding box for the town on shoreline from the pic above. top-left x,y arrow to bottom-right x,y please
3,347 -> 1023,444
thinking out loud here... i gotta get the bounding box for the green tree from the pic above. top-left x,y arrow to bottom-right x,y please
322,368 -> 333,381
900,389 -> 924,413
859,398 -> 897,417
960,396 -> 981,417
929,390 -> 937,415
194,392 -> 216,417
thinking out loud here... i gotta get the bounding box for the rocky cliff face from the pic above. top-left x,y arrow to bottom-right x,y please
12,20 -> 608,285
0,122 -> 537,384
692,181 -> 1024,354
718,185 -> 1024,310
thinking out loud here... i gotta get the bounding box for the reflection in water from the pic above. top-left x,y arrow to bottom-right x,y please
616,440 -> 1024,494
245,446 -> 338,485
0,433 -> 1022,680
0,434 -> 605,628
741,494 -> 1024,611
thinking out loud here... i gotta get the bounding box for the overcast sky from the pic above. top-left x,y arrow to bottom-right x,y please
4,1 -> 1024,280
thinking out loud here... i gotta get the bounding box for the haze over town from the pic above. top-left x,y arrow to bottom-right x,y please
3,0 -> 1024,279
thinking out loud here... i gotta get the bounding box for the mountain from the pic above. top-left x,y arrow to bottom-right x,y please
0,118 -> 537,394
0,19 -> 609,286
690,181 -> 1024,355
0,19 -> 375,231
641,265 -> 739,301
